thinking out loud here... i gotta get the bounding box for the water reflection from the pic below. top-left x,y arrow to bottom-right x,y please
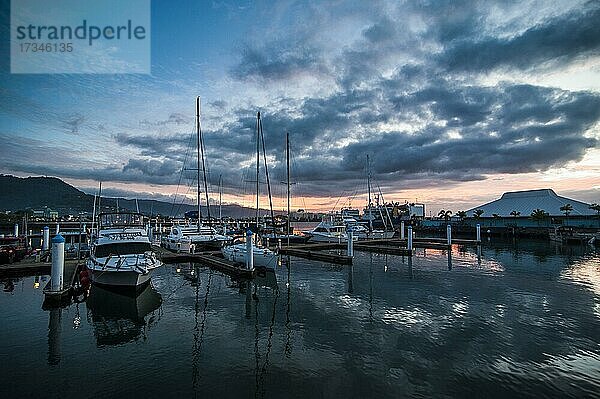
192,267 -> 212,394
2,239 -> 599,399
47,308 -> 61,365
86,284 -> 162,347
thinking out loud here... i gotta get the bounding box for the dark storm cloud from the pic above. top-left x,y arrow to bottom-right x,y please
344,83 -> 599,177
439,3 -> 600,72
229,41 -> 327,81
122,158 -> 180,177
114,133 -> 192,158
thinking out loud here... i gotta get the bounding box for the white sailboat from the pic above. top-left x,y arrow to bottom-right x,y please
162,97 -> 230,252
87,213 -> 162,289
221,111 -> 277,268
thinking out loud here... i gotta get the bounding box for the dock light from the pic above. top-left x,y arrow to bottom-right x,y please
34,282 -> 40,289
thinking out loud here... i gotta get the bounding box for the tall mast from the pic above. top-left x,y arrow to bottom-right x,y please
196,96 -> 202,231
198,96 -> 212,227
367,155 -> 372,231
218,174 -> 222,223
286,132 -> 291,246
259,114 -> 275,231
255,112 -> 260,232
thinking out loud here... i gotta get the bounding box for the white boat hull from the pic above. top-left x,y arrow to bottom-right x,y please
221,244 -> 278,269
89,268 -> 155,288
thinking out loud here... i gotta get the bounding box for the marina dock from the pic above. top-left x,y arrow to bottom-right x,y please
154,246 -> 255,279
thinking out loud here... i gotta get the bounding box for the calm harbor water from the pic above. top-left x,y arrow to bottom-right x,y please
1,240 -> 599,398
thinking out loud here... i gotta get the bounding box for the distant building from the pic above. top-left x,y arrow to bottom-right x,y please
466,189 -> 594,217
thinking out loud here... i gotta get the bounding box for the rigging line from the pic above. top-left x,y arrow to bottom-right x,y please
170,130 -> 195,217
173,183 -> 194,218
259,115 -> 275,230
259,287 -> 280,399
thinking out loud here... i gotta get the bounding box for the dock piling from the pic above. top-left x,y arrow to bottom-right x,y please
447,224 -> 452,246
50,234 -> 65,292
407,226 -> 413,251
246,230 -> 254,270
14,223 -> 19,237
400,221 -> 405,240
347,228 -> 354,257
55,224 -> 60,234
476,223 -> 481,242
42,226 -> 50,251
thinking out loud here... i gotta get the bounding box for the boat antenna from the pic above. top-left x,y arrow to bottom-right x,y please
135,198 -> 140,213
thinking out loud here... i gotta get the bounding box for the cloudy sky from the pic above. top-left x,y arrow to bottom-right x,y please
1,0 -> 599,214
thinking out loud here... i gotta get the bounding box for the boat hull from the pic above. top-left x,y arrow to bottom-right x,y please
221,245 -> 278,269
89,268 -> 155,288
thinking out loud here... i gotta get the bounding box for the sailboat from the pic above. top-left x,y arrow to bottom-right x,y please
261,132 -> 309,245
221,112 -> 278,268
162,97 -> 230,252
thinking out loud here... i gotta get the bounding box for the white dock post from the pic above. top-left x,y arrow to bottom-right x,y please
447,224 -> 452,246
55,224 -> 60,234
347,228 -> 354,257
246,230 -> 254,270
476,223 -> 481,242
278,238 -> 282,251
42,226 -> 50,251
266,237 -> 270,248
14,223 -> 19,237
407,226 -> 413,251
50,235 -> 65,292
400,221 -> 405,240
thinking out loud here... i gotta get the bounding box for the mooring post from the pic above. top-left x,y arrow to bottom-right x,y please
347,228 -> 354,257
400,221 -> 405,240
266,237 -> 270,248
42,226 -> 50,251
246,230 -> 254,270
476,223 -> 481,242
50,234 -> 65,292
407,226 -> 413,251
278,238 -> 282,251
447,224 -> 452,246
55,224 -> 60,235
14,223 -> 19,237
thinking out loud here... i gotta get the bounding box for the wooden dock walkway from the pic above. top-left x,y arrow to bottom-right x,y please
278,247 -> 353,264
154,246 -> 254,279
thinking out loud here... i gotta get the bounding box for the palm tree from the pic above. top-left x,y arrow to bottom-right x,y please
510,210 -> 521,218
560,203 -> 573,226
473,209 -> 484,219
530,209 -> 548,226
456,210 -> 467,221
438,209 -> 452,223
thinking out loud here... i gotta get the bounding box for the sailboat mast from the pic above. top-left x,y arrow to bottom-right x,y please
255,112 -> 260,232
198,96 -> 212,227
367,155 -> 372,231
259,115 -> 275,231
218,174 -> 223,223
286,132 -> 291,246
196,96 -> 202,231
